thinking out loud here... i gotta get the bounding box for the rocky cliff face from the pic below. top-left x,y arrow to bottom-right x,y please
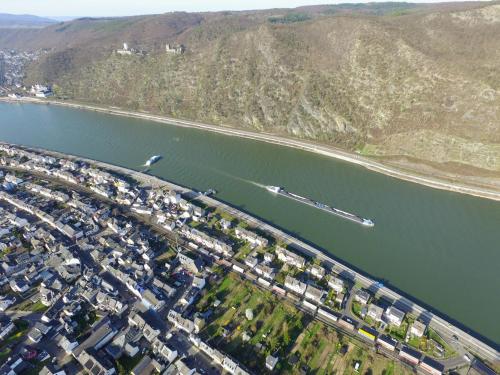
4,3 -> 500,176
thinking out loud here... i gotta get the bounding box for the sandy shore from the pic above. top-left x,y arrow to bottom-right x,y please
3,96 -> 500,202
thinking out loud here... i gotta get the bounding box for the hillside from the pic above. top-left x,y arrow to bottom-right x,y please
0,13 -> 57,28
2,2 -> 500,188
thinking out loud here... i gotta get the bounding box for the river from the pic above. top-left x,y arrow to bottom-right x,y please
1,101 -> 499,345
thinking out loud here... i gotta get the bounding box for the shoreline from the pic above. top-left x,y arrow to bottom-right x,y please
4,141 -> 499,361
3,96 -> 500,202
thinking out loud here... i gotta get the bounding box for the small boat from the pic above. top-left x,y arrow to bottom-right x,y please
203,189 -> 217,196
266,185 -> 282,193
145,155 -> 162,167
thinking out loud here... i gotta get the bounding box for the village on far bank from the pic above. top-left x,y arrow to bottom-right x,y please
0,143 -> 497,375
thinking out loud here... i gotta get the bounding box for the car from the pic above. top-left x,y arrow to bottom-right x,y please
463,354 -> 471,362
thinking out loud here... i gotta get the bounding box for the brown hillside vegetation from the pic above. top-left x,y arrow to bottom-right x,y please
2,2 -> 500,187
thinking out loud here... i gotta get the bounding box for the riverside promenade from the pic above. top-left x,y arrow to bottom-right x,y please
13,143 -> 500,366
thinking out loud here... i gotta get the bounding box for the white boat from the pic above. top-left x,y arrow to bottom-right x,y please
145,155 -> 162,167
362,219 -> 375,227
266,185 -> 282,193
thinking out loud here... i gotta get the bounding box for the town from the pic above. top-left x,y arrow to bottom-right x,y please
0,49 -> 47,97
0,143 -> 497,375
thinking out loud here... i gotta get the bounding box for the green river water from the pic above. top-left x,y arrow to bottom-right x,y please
0,102 -> 499,345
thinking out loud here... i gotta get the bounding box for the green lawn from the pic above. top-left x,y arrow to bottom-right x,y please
0,319 -> 30,365
198,273 -> 309,372
115,354 -> 145,375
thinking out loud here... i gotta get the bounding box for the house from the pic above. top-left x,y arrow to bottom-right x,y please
254,264 -> 276,280
264,253 -> 274,263
354,289 -> 370,305
235,227 -> 268,248
232,261 -> 246,274
305,284 -> 325,304
192,276 -> 206,290
106,327 -> 141,359
141,289 -> 165,311
367,304 -> 384,322
284,275 -> 306,295
76,349 -> 116,375
335,292 -> 345,305
167,310 -> 195,334
151,337 -> 178,363
220,219 -> 232,230
10,278 -> 29,293
39,364 -> 67,375
169,358 -> 195,375
244,256 -> 258,269
176,252 -> 203,274
384,306 -> 405,327
28,326 -> 43,343
266,355 -> 279,370
328,276 -> 344,293
131,355 -> 163,375
0,296 -> 16,311
410,321 -> 426,338
72,318 -> 117,358
152,277 -> 176,298
309,264 -> 325,279
40,286 -> 56,306
276,246 -> 305,268
0,318 -> 15,340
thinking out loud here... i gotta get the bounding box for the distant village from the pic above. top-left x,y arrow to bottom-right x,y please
0,144 -> 496,375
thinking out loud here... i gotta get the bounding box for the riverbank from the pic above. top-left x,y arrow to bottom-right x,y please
5,142 -> 499,364
3,96 -> 500,202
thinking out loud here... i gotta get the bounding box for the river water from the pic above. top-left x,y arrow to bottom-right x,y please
1,102 -> 499,344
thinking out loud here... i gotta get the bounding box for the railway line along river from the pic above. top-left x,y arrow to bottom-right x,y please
1,101 -> 499,345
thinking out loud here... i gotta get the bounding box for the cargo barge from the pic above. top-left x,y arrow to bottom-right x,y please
266,186 -> 374,227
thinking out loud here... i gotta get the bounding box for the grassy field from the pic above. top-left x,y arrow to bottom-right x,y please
197,273 -> 416,374
197,273 -> 309,372
285,321 -> 414,375
115,353 -> 145,375
0,319 -> 30,365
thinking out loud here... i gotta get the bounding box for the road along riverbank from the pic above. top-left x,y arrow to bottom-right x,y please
12,142 -> 499,365
3,97 -> 500,202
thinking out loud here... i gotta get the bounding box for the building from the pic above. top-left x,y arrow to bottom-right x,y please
354,289 -> 370,305
131,356 -> 163,375
419,356 -> 444,375
266,355 -> 279,370
0,318 -> 15,340
376,334 -> 397,352
117,43 -> 132,55
165,43 -> 185,54
308,264 -> 325,279
367,304 -> 384,322
167,310 -> 195,334
235,227 -> 269,248
177,252 -> 203,274
410,320 -> 426,338
276,246 -> 306,268
76,349 -> 116,375
384,306 -> 405,327
328,275 -> 344,293
304,284 -> 325,304
399,346 -> 421,365
284,275 -> 306,295
254,264 -> 276,280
